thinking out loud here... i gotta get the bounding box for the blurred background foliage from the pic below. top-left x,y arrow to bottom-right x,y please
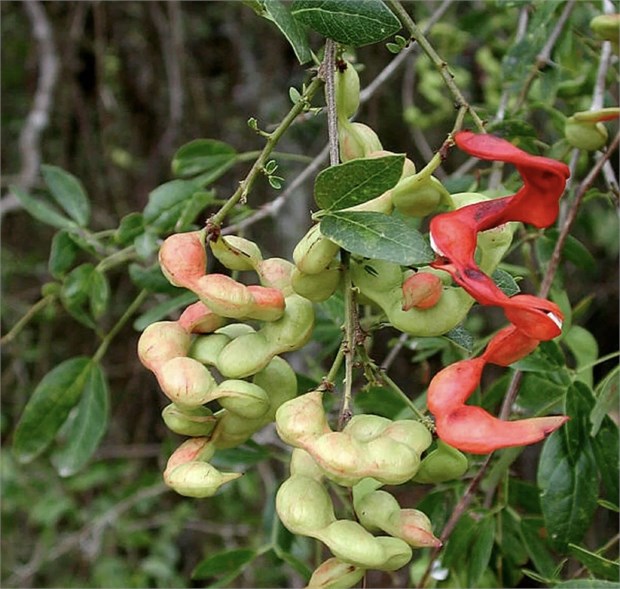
1,1 -> 618,588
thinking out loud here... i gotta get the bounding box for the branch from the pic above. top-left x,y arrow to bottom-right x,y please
1,0 -> 59,219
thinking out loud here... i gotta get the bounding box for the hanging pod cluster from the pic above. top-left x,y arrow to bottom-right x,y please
138,230 -> 314,496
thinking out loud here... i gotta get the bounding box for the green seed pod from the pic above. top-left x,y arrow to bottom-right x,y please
188,333 -> 231,366
372,536 -> 413,571
311,433 -> 367,485
343,414 -> 391,442
334,61 -> 360,120
138,321 -> 190,373
276,475 -> 336,535
391,174 -> 451,217
290,448 -> 325,481
338,121 -> 383,162
306,557 -> 365,589
389,509 -> 441,548
165,437 -> 216,472
158,356 -> 218,408
255,257 -> 295,293
315,520 -> 388,569
354,489 -> 400,532
565,118 -> 609,151
161,404 -> 216,437
364,436 -> 421,485
276,391 -> 330,446
164,461 -> 242,498
210,379 -> 271,419
293,224 -> 341,275
211,410 -> 264,449
291,265 -> 342,302
590,14 -> 620,43
413,440 -> 469,483
382,420 -> 433,454
216,332 -> 273,379
252,356 -> 297,420
209,235 -> 262,271
215,323 -> 256,338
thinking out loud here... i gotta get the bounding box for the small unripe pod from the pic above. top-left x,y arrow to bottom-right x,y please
276,475 -> 336,535
334,61 -> 360,120
291,265 -> 341,302
138,321 -> 190,372
590,14 -> 620,43
164,461 -> 242,498
293,225 -> 341,275
306,557 -> 364,589
391,509 -> 441,548
165,437 -> 216,472
209,235 -> 262,271
402,272 -> 444,310
161,404 -> 217,437
565,118 -> 608,151
211,410 -> 263,449
276,391 -> 331,446
391,175 -> 450,217
413,440 -> 469,484
338,121 -> 383,162
159,231 -> 206,288
372,536 -> 413,571
158,356 -> 217,407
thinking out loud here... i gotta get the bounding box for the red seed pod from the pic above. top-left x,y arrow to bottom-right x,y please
178,301 -> 226,334
402,272 -> 443,310
159,231 -> 206,288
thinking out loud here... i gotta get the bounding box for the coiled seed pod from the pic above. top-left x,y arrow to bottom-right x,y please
306,557 -> 364,589
413,440 -> 469,484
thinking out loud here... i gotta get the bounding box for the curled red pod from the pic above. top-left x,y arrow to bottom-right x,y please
434,406 -> 569,454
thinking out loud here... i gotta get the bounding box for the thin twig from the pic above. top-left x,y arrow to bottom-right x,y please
323,39 -> 340,166
1,0 -> 59,218
224,0 -> 454,235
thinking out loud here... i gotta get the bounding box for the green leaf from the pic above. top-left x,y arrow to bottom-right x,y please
492,268 -> 521,297
468,514 -> 495,587
41,165 -> 91,226
553,580 -> 620,589
132,291 -> 198,331
129,264 -> 179,294
291,0 -> 401,47
353,385 -> 408,419
51,363 -> 109,477
10,185 -> 76,230
276,550 -> 312,580
258,0 -> 313,63
545,229 -> 597,271
175,190 -> 215,232
320,211 -> 434,265
591,417 -> 619,506
89,269 -> 110,319
443,325 -> 474,354
13,357 -> 94,463
143,179 -> 201,232
568,544 -> 620,581
520,519 -> 557,579
171,139 -> 236,179
564,325 -> 598,387
191,548 -> 256,580
538,430 -> 599,552
114,212 -> 145,245
60,263 -> 98,329
48,230 -> 79,278
591,365 -> 619,436
314,155 -> 404,211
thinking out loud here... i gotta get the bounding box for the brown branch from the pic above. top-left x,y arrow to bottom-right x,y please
0,0 -> 59,218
